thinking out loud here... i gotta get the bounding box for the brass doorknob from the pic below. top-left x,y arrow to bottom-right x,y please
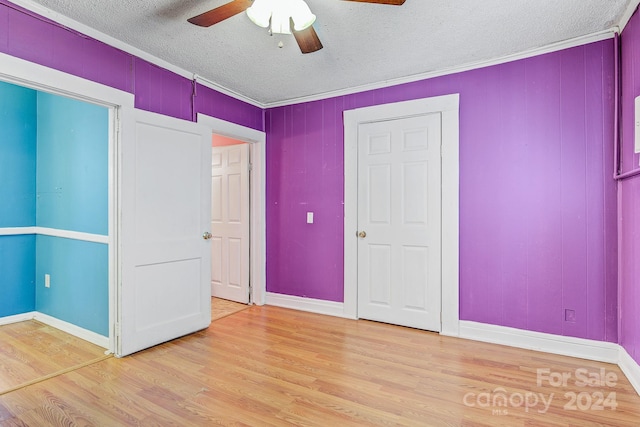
202,232 -> 212,240
358,231 -> 367,238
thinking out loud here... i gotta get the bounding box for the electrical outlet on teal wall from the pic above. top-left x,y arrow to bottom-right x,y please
35,235 -> 109,336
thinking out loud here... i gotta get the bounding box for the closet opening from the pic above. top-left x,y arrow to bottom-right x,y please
0,79 -> 113,393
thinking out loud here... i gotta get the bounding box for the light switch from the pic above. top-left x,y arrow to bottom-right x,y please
306,212 -> 314,224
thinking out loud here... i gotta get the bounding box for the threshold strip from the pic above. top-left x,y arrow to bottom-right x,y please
0,353 -> 113,396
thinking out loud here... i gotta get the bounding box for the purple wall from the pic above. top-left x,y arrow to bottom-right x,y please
195,83 -> 264,131
266,100 -> 345,302
0,0 -> 263,130
266,40 -> 618,342
619,9 -> 640,364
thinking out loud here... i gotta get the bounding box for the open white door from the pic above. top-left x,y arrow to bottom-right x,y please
118,108 -> 212,357
211,144 -> 250,303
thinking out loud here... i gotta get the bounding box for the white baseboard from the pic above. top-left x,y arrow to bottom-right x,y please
456,321 -> 640,397
458,321 -> 620,363
618,347 -> 640,396
0,311 -> 109,349
265,292 -> 349,318
258,300 -> 640,397
0,311 -> 36,326
33,312 -> 109,349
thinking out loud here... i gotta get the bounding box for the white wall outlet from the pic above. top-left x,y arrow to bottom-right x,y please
45,274 -> 50,288
306,212 -> 314,224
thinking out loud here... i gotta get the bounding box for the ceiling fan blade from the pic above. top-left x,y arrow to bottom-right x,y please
293,26 -> 323,54
341,0 -> 406,4
188,0 -> 253,27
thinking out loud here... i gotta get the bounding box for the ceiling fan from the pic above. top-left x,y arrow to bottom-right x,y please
187,0 -> 406,54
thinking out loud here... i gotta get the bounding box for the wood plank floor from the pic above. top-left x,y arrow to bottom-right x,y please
1,305 -> 640,426
0,320 -> 106,394
211,297 -> 249,321
0,298 -> 244,396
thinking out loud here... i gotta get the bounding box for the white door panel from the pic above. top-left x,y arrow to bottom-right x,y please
211,144 -> 250,303
228,173 -> 242,221
211,237 -> 223,284
212,175 -> 223,221
119,108 -> 212,357
357,113 -> 442,331
368,244 -> 392,305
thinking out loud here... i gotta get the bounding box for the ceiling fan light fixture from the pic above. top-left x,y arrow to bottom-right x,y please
289,0 -> 316,31
246,0 -> 316,35
270,8 -> 293,34
246,0 -> 271,28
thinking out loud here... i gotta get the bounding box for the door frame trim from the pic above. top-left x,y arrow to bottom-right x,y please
343,94 -> 460,336
197,114 -> 266,306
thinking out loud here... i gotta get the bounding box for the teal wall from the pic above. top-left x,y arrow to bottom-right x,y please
0,235 -> 36,317
35,236 -> 108,335
34,92 -> 109,335
36,93 -> 108,234
0,81 -> 36,227
0,81 -> 36,316
0,82 -> 109,336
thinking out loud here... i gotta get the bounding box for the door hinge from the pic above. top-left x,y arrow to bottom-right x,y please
114,321 -> 121,350
248,163 -> 253,171
114,110 -> 121,138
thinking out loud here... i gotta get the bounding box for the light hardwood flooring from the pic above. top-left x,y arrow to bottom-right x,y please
0,298 -> 245,396
211,297 -> 249,320
1,305 -> 640,426
0,320 -> 107,395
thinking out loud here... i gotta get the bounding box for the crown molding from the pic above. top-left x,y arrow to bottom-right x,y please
265,29 -> 616,108
618,0 -> 640,32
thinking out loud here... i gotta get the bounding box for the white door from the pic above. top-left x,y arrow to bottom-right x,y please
210,143 -> 250,303
357,113 -> 442,331
118,108 -> 212,357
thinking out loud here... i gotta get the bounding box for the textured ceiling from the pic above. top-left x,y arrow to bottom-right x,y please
19,0 -> 637,105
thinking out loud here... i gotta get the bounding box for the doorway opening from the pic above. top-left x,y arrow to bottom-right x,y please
0,80 -> 110,346
197,114 -> 267,307
211,135 -> 251,304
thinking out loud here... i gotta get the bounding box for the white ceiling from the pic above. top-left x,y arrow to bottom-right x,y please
18,0 -> 638,106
